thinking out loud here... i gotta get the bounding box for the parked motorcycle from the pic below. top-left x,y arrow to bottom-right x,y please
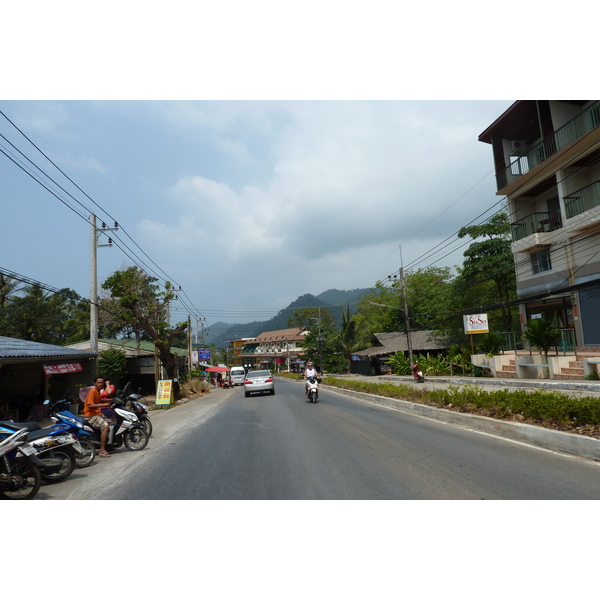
84,395 -> 149,453
412,363 -> 425,383
45,399 -> 97,467
121,383 -> 152,437
0,428 -> 42,500
0,420 -> 83,483
306,376 -> 321,403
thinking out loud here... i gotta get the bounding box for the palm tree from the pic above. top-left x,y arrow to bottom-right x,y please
64,300 -> 91,343
522,318 -> 560,363
0,274 -> 22,307
336,304 -> 358,372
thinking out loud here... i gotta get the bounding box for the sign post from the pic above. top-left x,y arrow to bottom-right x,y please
156,379 -> 174,408
463,314 -> 489,355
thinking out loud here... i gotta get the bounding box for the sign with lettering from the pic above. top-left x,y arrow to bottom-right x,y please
198,348 -> 211,360
43,362 -> 83,375
156,379 -> 174,405
463,313 -> 489,334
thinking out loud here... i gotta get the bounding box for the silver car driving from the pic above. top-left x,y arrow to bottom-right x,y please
243,370 -> 275,397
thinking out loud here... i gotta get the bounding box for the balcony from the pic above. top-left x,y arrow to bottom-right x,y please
511,210 -> 562,242
564,181 -> 600,219
497,101 -> 600,191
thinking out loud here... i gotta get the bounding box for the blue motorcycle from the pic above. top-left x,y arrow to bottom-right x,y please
0,417 -> 83,483
43,399 -> 97,468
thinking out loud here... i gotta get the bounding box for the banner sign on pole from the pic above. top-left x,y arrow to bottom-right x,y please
198,348 -> 211,361
156,379 -> 174,405
463,314 -> 489,335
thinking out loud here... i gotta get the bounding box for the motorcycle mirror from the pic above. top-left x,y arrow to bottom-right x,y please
122,382 -> 131,397
43,399 -> 50,405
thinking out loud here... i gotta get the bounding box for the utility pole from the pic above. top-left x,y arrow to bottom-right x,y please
90,214 -> 118,371
398,246 -> 413,368
188,315 -> 193,375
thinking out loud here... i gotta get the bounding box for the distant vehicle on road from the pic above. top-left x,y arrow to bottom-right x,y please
243,370 -> 275,397
230,366 -> 246,386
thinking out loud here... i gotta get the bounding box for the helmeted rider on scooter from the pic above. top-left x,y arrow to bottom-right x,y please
304,362 -> 318,398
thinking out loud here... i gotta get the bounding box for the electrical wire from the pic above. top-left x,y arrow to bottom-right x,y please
0,109 -> 208,321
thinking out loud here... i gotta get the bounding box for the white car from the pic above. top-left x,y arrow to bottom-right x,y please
243,370 -> 275,397
230,366 -> 246,386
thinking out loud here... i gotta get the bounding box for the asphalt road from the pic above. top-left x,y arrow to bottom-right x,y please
38,377 -> 600,500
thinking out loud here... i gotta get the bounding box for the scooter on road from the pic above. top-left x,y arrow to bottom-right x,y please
306,376 -> 321,403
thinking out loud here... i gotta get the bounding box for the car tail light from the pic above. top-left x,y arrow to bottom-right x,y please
244,379 -> 252,384
265,377 -> 273,383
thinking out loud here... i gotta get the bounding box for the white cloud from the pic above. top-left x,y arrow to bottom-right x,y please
137,101 -> 507,297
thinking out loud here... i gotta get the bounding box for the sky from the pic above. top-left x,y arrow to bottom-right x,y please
4,1 -> 597,589
0,99 -> 515,332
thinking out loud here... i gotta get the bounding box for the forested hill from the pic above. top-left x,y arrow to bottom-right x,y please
203,288 -> 369,348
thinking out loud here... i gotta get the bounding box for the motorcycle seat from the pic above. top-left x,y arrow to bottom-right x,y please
0,421 -> 41,432
24,426 -> 68,440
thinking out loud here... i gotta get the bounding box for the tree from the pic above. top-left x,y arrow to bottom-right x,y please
63,299 -> 91,343
353,282 -> 404,348
287,307 -> 335,329
101,267 -> 188,386
336,304 -> 358,372
404,267 -> 454,331
1,285 -> 81,344
0,274 -> 21,307
456,212 -> 518,333
522,318 -> 560,363
301,322 -> 346,373
353,267 -> 454,348
97,348 -> 128,385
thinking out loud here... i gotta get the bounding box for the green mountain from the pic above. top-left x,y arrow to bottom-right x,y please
202,288 -> 369,348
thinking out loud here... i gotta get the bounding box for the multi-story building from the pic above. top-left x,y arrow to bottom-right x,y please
225,337 -> 255,367
479,100 -> 600,350
236,327 -> 308,371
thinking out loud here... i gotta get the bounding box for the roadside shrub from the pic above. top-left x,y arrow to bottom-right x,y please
385,352 -> 411,375
322,376 -> 600,434
180,377 -> 210,397
98,348 -> 128,384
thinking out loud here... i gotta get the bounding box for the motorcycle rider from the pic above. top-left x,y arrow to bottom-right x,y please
304,362 -> 318,397
83,376 -> 112,457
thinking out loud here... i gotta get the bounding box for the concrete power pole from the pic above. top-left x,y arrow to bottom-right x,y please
90,214 -> 118,372
398,246 -> 413,368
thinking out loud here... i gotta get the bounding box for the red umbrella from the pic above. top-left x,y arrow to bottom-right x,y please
205,366 -> 229,372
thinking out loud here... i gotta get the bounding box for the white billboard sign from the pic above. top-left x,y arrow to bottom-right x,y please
463,313 -> 489,334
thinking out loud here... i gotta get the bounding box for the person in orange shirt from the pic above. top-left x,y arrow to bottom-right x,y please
84,376 -> 112,457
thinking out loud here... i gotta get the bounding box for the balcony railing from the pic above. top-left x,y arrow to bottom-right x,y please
497,101 -> 600,190
564,180 -> 600,219
511,210 -> 562,242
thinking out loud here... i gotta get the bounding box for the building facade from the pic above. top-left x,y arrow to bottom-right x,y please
479,100 -> 600,349
234,327 -> 308,371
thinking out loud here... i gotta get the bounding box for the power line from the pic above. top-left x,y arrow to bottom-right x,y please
0,109 -> 207,322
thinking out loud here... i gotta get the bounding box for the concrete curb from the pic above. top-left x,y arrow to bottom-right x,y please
363,374 -> 600,393
320,383 -> 600,462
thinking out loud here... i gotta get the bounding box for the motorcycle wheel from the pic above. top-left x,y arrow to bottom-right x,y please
40,447 -> 76,483
123,427 -> 149,451
75,438 -> 96,468
0,457 -> 41,500
311,391 -> 316,403
141,416 -> 153,437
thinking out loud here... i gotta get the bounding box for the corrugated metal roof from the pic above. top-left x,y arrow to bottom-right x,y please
254,328 -> 307,343
66,338 -> 188,357
0,336 -> 96,362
